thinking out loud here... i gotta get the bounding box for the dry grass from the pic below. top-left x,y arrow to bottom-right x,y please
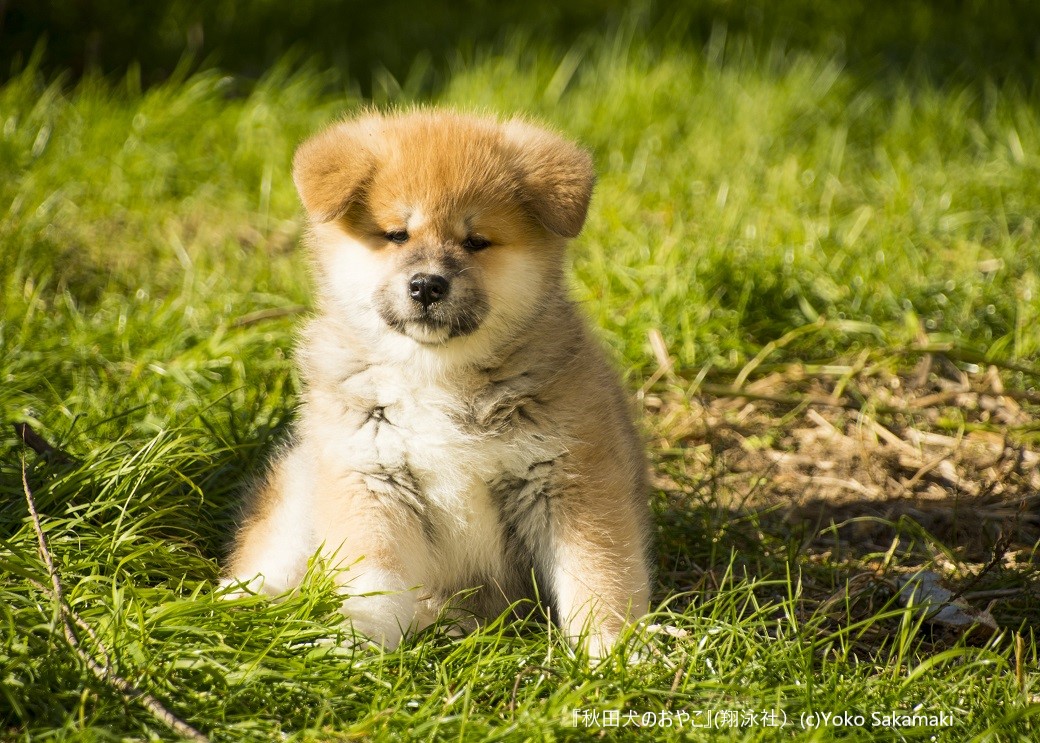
647,347 -> 1040,646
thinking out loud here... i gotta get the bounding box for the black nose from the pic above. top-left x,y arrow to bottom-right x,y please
409,273 -> 450,308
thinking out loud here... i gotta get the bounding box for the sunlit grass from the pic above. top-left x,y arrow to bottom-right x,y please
2,23 -> 1039,742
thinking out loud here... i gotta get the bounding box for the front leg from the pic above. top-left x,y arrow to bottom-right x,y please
314,468 -> 432,649
497,456 -> 651,657
541,487 -> 651,658
224,447 -> 317,596
227,446 -> 433,648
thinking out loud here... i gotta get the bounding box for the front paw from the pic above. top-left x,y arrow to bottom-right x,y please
338,582 -> 419,650
575,624 -> 632,662
343,612 -> 407,650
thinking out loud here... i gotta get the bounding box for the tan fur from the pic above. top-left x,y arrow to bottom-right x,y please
225,109 -> 651,656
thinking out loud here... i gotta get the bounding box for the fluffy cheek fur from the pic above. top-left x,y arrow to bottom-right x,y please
467,245 -> 558,345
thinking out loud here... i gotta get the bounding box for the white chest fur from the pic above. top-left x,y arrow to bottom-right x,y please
305,358 -> 564,585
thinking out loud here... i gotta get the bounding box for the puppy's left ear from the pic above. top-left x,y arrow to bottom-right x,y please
503,120 -> 595,239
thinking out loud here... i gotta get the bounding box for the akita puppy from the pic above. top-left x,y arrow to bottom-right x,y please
225,110 -> 651,657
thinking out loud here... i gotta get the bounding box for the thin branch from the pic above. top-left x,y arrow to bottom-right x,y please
906,345 -> 1040,378
20,456 -> 208,743
25,577 -> 114,669
231,304 -> 308,327
509,665 -> 560,712
14,423 -> 78,465
698,383 -> 1040,422
946,528 -> 1015,605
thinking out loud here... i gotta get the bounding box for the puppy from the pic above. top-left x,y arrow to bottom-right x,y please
225,110 -> 651,657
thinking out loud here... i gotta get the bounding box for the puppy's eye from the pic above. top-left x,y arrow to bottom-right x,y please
462,235 -> 492,252
385,230 -> 409,244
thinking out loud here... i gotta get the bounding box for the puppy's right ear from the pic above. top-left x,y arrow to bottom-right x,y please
292,120 -> 378,223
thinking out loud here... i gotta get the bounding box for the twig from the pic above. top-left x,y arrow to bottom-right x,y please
698,383 -> 1031,421
19,457 -> 209,743
961,587 -> 1025,601
790,473 -> 883,498
947,529 -> 1015,605
806,408 -> 843,438
14,423 -> 78,465
906,345 -> 1040,378
24,577 -> 114,669
1016,634 -> 1026,695
700,383 -> 851,409
909,390 -> 963,409
509,665 -> 560,712
639,328 -> 677,396
231,304 -> 308,327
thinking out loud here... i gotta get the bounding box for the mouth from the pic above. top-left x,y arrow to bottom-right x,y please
378,306 -> 487,345
401,317 -> 454,345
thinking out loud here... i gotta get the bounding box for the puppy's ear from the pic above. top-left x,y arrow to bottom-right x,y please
503,119 -> 595,238
292,119 -> 379,223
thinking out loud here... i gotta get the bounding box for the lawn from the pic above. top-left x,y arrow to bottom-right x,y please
2,7 -> 1039,741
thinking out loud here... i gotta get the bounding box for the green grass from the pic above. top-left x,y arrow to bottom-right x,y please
2,21 -> 1039,742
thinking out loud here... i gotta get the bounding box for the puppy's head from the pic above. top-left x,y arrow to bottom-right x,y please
293,110 -> 594,352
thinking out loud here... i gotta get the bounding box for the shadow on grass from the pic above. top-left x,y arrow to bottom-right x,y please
4,1 -> 1039,93
657,489 -> 1037,627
